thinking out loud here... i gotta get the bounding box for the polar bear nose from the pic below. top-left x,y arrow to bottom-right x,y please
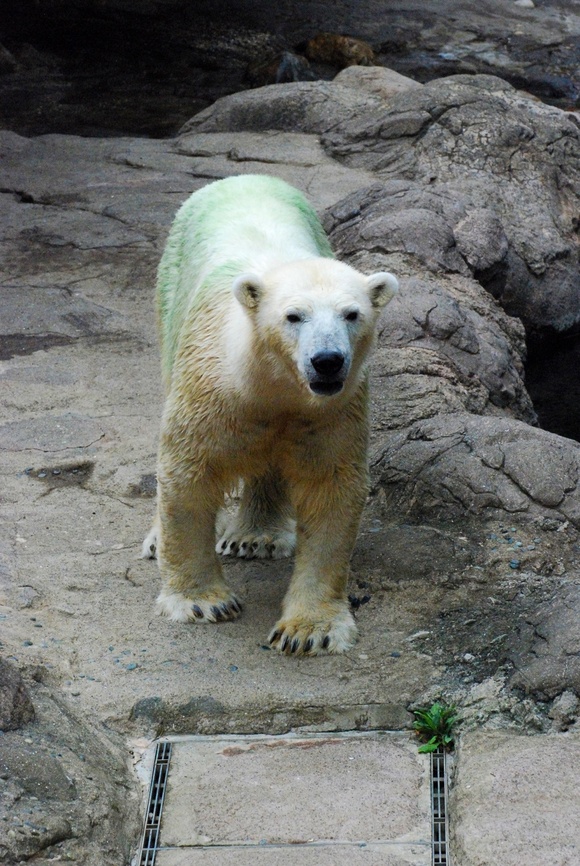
311,350 -> 345,376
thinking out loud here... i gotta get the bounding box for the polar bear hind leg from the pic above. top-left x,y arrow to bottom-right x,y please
216,470 -> 296,560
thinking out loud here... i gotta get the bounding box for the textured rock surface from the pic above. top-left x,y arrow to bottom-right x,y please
0,682 -> 139,866
0,657 -> 34,730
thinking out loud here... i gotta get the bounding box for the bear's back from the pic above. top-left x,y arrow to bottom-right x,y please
157,175 -> 334,380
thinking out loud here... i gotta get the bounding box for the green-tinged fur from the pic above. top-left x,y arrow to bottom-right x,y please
157,175 -> 334,381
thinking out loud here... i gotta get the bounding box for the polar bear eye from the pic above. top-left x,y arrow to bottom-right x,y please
344,310 -> 359,322
286,312 -> 303,324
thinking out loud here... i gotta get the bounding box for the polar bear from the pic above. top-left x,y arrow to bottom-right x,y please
143,174 -> 398,655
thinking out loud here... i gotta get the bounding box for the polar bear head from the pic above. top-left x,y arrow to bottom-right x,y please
233,258 -> 398,398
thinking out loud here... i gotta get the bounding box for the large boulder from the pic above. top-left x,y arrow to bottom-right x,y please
322,75 -> 580,335
186,74 -> 580,336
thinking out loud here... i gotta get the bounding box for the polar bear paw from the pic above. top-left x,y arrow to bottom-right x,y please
216,527 -> 295,560
141,525 -> 158,560
267,605 -> 357,656
156,587 -> 243,623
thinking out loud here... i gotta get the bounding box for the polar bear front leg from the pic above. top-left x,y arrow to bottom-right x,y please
267,468 -> 367,655
156,474 -> 242,624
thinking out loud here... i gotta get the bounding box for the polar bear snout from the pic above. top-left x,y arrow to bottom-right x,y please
309,350 -> 346,396
308,350 -> 349,395
311,350 -> 345,377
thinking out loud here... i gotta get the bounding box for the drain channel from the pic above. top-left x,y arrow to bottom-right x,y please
138,740 -> 172,866
431,751 -> 450,865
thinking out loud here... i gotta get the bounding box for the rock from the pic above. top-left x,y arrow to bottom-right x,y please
0,658 -> 34,730
322,74 -> 580,335
549,690 -> 579,731
334,65 -> 423,99
178,80 -> 385,136
0,743 -> 77,800
508,584 -> 580,699
0,42 -> 17,73
0,686 -> 140,866
371,414 -> 580,526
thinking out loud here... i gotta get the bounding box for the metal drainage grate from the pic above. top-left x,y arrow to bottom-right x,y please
138,740 -> 172,866
431,750 -> 450,866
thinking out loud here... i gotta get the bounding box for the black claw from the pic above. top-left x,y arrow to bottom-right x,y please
149,543 -> 156,554
269,630 -> 281,645
304,638 -> 314,653
266,542 -> 275,553
230,542 -> 238,553
240,542 -> 247,550
322,635 -> 330,649
211,605 -> 223,621
192,605 -> 204,618
281,636 -> 289,652
290,637 -> 300,654
220,540 -> 227,550
251,541 -> 259,551
219,602 -> 231,617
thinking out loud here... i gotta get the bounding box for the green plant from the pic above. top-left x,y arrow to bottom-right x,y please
412,702 -> 458,753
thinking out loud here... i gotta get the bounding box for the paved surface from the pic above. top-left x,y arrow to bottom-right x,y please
452,731 -> 580,866
152,732 -> 431,866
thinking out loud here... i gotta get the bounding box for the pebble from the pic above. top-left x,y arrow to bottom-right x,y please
228,664 -> 239,672
509,559 -> 521,569
22,640 -> 33,646
126,662 -> 137,671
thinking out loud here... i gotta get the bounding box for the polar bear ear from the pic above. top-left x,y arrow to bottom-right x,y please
233,273 -> 265,310
366,271 -> 399,308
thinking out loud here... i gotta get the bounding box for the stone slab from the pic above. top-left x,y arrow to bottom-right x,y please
452,731 -> 580,866
155,844 -> 428,865
154,733 -> 430,865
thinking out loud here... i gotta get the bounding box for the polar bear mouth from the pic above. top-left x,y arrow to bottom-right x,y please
309,380 -> 344,396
